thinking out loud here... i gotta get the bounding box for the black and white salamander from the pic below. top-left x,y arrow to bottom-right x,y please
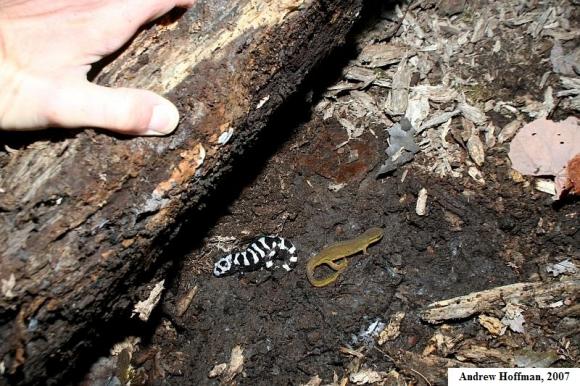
213,236 -> 298,277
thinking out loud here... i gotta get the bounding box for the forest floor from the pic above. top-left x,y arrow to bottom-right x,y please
82,0 -> 579,385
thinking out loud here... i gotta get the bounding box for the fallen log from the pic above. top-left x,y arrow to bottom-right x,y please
0,0 -> 365,383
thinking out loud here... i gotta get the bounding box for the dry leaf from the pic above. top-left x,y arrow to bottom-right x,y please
565,154 -> 580,194
501,303 -> 525,333
508,117 -> 580,197
546,259 -> 577,277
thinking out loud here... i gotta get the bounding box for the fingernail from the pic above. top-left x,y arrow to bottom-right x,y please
145,104 -> 179,136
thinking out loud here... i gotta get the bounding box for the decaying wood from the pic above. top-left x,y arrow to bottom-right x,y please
383,349 -> 475,385
420,274 -> 580,324
0,0 -> 365,383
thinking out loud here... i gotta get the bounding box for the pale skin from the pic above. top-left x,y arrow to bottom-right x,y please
0,0 -> 196,135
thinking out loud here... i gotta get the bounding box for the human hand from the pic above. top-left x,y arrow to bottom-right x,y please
0,0 -> 195,136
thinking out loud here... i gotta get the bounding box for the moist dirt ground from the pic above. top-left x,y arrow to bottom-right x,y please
81,1 -> 579,385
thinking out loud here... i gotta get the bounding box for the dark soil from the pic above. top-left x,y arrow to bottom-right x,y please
136,113 -> 577,385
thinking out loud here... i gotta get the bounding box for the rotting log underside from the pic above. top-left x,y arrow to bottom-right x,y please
0,0 -> 365,383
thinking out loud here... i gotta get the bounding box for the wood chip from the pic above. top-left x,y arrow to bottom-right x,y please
456,346 -> 514,366
501,303 -> 526,333
405,94 -> 430,128
359,44 -> 409,68
222,345 -> 244,383
301,375 -> 322,386
466,128 -> 485,166
132,280 -> 165,322
1,273 -> 16,299
416,188 -> 428,216
411,84 -> 458,103
483,122 -> 497,148
345,66 -> 376,87
387,59 -> 412,115
378,312 -> 405,345
418,110 -> 461,133
497,119 -> 523,144
535,178 -> 556,196
208,363 -> 227,378
338,117 -> 364,139
339,346 -> 365,358
478,314 -> 505,336
468,166 -> 485,184
350,369 -> 387,384
175,285 -> 198,317
458,101 -> 487,125
422,325 -> 463,356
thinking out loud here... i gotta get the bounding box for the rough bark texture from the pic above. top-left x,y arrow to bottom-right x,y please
0,0 -> 364,384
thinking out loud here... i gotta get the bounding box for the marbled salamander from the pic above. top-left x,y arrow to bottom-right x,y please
213,236 -> 298,277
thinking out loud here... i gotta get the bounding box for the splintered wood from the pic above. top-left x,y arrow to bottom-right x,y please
420,275 -> 580,323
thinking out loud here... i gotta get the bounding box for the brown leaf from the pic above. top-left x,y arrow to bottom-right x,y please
567,154 -> 580,194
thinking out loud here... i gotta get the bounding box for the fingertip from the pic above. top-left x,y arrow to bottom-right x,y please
175,0 -> 197,6
42,81 -> 181,136
144,101 -> 180,136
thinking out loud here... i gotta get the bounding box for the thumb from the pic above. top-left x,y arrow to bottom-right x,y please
1,71 -> 179,135
45,80 -> 180,136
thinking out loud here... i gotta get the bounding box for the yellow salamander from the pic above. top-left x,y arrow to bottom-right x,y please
306,227 -> 384,287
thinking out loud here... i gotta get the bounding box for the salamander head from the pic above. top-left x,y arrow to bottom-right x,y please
213,254 -> 235,277
364,227 -> 384,243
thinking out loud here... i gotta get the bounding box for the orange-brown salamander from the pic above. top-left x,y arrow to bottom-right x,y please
306,227 -> 384,287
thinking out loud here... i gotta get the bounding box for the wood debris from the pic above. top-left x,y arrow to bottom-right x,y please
478,315 -> 505,336
313,0 -> 580,183
359,44 -> 410,68
208,363 -> 227,378
132,280 -> 165,322
1,273 -> 16,299
378,312 -> 405,345
349,368 -> 387,385
422,324 -> 463,356
301,375 -> 322,386
497,119 -> 523,144
415,188 -> 428,216
393,349 -> 475,385
421,274 -> 580,323
386,59 -> 411,115
175,285 -> 198,317
207,345 -> 244,383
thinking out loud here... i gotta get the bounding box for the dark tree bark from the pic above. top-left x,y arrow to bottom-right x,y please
0,0 -> 365,384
